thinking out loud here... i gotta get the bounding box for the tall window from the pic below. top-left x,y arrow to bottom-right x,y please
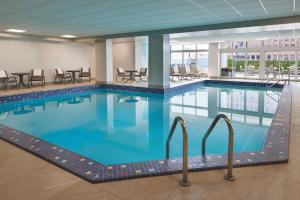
171,52 -> 182,65
220,38 -> 300,79
170,43 -> 208,70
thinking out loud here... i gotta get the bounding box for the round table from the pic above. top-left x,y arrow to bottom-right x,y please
12,72 -> 30,88
125,70 -> 137,82
67,70 -> 80,83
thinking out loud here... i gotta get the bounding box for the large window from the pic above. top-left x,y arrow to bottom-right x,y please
183,52 -> 196,65
220,38 -> 300,79
171,52 -> 182,65
171,43 -> 208,70
197,52 -> 208,69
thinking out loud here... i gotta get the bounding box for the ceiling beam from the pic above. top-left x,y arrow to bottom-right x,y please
78,15 -> 300,41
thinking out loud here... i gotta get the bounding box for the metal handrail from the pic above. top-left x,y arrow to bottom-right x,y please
201,114 -> 236,181
166,116 -> 190,187
266,76 -> 278,85
266,70 -> 289,88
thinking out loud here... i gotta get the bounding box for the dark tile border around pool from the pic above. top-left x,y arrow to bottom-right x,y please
99,79 -> 283,96
0,84 -> 99,104
0,81 -> 291,183
0,79 -> 284,104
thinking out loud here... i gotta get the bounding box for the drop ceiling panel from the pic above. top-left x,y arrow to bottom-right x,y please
0,0 -> 297,37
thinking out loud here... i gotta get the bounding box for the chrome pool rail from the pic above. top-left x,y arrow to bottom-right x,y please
201,114 -> 236,181
266,71 -> 289,88
166,116 -> 190,187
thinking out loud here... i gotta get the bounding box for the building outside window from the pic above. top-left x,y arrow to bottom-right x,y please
220,38 -> 300,79
170,43 -> 209,70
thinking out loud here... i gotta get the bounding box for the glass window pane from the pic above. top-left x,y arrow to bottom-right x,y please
196,90 -> 208,107
220,91 -> 231,109
171,44 -> 183,51
171,105 -> 182,113
196,109 -> 208,117
183,94 -> 195,106
264,92 -> 279,114
197,44 -> 209,50
246,91 -> 258,112
232,91 -> 244,110
183,52 -> 196,65
183,44 -> 196,50
197,52 -> 208,69
171,52 -> 182,65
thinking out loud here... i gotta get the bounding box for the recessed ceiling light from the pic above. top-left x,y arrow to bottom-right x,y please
257,37 -> 269,40
61,35 -> 77,38
5,29 -> 26,33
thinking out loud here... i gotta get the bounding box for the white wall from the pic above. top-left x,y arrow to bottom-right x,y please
208,43 -> 219,77
95,39 -> 113,83
0,38 -> 95,82
112,38 -> 135,78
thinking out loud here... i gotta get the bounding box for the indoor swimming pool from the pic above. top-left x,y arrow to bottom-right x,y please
0,83 -> 282,165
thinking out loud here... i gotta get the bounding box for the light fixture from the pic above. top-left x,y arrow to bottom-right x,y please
257,37 -> 269,40
61,34 -> 77,38
5,29 -> 26,33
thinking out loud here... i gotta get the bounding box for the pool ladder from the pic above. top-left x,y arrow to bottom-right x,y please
166,116 -> 190,187
202,114 -> 235,181
166,114 -> 235,187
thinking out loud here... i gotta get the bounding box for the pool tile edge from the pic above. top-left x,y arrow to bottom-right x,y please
0,82 -> 291,183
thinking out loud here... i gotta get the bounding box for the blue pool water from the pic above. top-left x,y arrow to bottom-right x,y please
0,84 -> 281,165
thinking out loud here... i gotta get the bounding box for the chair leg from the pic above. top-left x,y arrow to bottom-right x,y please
1,81 -> 5,91
4,81 -> 8,92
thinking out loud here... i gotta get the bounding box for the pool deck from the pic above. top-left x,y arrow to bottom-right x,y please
0,80 -> 299,199
0,77 -> 279,97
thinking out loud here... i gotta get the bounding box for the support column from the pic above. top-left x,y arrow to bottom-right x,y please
148,34 -> 170,88
245,52 -> 248,78
259,51 -> 266,79
258,90 -> 264,126
95,39 -> 113,83
135,36 -> 148,71
208,87 -> 218,118
96,93 -> 114,135
208,43 -> 219,78
148,99 -> 170,156
295,60 -> 298,80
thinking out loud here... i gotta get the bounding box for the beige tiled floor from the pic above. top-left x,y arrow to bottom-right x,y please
0,81 -> 96,96
0,78 -> 283,97
112,77 -> 275,88
0,83 -> 299,200
112,78 -> 207,88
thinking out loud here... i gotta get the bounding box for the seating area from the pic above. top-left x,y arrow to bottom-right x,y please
170,64 -> 207,80
115,67 -> 148,83
114,65 -> 206,85
0,67 -> 91,91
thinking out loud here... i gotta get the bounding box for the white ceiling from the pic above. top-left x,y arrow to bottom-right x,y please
0,0 -> 299,38
170,23 -> 300,43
